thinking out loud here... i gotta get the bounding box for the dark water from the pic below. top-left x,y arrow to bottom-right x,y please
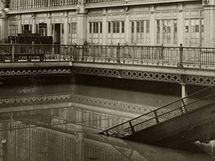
0,76 -> 214,161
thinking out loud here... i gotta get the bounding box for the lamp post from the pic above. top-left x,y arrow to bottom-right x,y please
1,138 -> 7,161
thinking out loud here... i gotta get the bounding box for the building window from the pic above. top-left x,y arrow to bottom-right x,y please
69,22 -> 77,34
69,22 -> 77,44
121,22 -> 124,33
22,24 -> 32,34
89,22 -> 102,34
9,25 -> 18,36
156,19 -> 177,45
100,22 -> 102,33
131,20 -> 150,45
108,22 -> 111,33
131,21 -> 134,33
108,21 -> 125,34
184,18 -> 204,46
93,23 -> 98,33
36,23 -> 47,36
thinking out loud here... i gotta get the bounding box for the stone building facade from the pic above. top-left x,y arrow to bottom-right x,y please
0,0 -> 214,47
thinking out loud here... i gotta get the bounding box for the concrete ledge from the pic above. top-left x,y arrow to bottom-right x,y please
0,62 -> 73,68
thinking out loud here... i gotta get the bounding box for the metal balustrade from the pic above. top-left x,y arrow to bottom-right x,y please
99,86 -> 215,137
86,0 -> 121,3
0,44 -> 215,69
10,0 -> 78,10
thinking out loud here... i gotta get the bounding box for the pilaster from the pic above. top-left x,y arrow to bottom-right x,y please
76,0 -> 87,45
64,11 -> 68,44
178,3 -> 184,45
203,0 -> 215,47
149,5 -> 155,45
124,7 -> 130,44
47,12 -> 52,36
32,13 -> 36,34
18,14 -> 22,34
102,9 -> 107,45
0,9 -> 8,42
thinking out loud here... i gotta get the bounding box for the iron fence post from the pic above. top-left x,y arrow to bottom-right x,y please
154,111 -> 159,124
11,44 -> 15,62
106,130 -> 109,136
160,44 -> 164,64
128,121 -> 135,134
73,44 -> 77,62
179,44 -> 183,68
117,43 -> 120,63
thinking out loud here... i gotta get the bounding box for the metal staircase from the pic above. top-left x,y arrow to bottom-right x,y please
99,86 -> 215,145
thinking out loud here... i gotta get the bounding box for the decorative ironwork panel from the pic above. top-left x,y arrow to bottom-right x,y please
73,67 -> 181,84
186,75 -> 215,86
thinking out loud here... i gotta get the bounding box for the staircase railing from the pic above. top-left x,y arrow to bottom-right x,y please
99,86 -> 215,137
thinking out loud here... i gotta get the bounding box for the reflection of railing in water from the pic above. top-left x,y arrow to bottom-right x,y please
0,94 -> 155,114
99,86 -> 215,138
0,93 -> 155,132
0,120 -> 143,161
0,104 -> 130,133
0,44 -> 215,69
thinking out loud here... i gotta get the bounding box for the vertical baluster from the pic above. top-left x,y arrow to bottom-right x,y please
179,43 -> 183,68
128,121 -> 135,134
154,110 -> 159,124
117,43 -> 120,63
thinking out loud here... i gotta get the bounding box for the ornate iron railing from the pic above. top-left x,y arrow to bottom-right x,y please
86,0 -> 121,3
9,0 -> 77,10
98,86 -> 215,137
0,44 -> 215,69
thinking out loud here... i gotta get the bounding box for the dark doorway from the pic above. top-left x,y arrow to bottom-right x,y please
54,24 -> 61,44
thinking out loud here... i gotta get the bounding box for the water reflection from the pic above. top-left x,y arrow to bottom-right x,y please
0,83 -> 214,161
0,119 -> 214,161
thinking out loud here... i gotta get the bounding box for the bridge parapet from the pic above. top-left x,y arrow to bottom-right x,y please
0,44 -> 215,86
0,43 -> 215,69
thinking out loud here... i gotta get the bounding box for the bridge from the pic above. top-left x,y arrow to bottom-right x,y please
0,44 -> 214,88
99,86 -> 215,147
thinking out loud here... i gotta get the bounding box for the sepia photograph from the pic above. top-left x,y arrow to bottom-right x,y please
0,0 -> 214,160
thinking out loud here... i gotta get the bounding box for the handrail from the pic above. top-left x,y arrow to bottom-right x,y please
99,85 -> 215,136
0,43 -> 214,49
0,43 -> 214,68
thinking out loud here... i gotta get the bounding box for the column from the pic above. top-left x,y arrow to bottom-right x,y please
181,82 -> 188,113
0,4 -> 9,42
124,7 -> 130,44
203,0 -> 215,47
160,20 -> 163,44
47,12 -> 52,36
181,83 -> 187,98
77,13 -> 87,45
32,14 -> 36,34
178,3 -> 184,45
76,0 -> 87,45
149,5 -> 155,45
64,11 -> 68,44
102,9 -> 107,45
18,14 -> 22,33
171,19 -> 174,45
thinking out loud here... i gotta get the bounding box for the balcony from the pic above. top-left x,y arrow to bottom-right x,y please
85,0 -> 200,9
9,0 -> 77,14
